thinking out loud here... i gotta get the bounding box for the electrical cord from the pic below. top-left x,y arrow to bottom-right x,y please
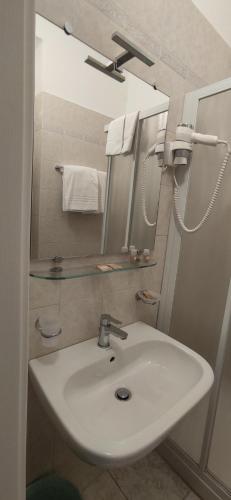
141,153 -> 157,227
173,140 -> 231,233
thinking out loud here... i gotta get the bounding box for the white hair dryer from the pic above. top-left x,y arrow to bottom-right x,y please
168,123 -> 231,233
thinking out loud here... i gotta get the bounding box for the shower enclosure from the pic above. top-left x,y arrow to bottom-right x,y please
159,78 -> 231,500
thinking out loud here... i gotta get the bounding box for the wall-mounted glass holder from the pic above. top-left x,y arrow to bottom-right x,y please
30,259 -> 157,280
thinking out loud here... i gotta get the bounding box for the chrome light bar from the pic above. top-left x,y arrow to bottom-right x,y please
85,31 -> 155,83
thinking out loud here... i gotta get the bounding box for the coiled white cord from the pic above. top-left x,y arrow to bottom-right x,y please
173,140 -> 231,233
141,153 -> 167,227
141,154 -> 157,227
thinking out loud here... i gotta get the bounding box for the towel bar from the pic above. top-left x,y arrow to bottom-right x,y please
55,165 -> 64,174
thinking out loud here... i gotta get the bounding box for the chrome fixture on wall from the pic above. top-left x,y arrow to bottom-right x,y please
35,317 -> 62,347
85,31 -> 155,82
64,21 -> 73,35
55,165 -> 64,174
98,314 -> 128,348
135,289 -> 160,305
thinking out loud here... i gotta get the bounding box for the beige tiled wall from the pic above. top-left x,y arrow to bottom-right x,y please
28,0 -> 231,486
32,92 -> 109,259
29,247 -> 166,360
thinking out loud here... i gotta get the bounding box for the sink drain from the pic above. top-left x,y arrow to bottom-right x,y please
115,387 -> 132,401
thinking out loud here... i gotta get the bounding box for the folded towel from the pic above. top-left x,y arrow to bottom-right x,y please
121,111 -> 139,154
106,111 -> 139,156
62,165 -> 98,212
106,115 -> 125,156
97,171 -> 107,213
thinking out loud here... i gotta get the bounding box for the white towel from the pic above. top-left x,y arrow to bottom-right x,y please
62,165 -> 98,212
106,111 -> 139,156
97,171 -> 107,213
121,111 -> 139,153
106,115 -> 125,156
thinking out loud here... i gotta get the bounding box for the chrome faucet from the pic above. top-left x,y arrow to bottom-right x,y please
98,314 -> 128,348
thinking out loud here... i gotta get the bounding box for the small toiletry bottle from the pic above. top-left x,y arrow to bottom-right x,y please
143,249 -> 150,262
136,249 -> 143,262
130,248 -> 137,263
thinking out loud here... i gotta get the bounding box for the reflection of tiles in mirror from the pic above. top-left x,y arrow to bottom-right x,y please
32,92 -> 109,260
32,92 -> 170,261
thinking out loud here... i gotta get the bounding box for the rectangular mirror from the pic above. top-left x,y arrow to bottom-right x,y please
31,14 -> 169,261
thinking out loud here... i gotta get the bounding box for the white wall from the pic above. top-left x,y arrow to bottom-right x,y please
36,15 -> 126,117
125,72 -> 169,114
35,37 -> 43,96
192,0 -> 231,48
36,15 -> 168,119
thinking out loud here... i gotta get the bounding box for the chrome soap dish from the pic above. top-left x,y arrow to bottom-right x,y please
135,289 -> 160,305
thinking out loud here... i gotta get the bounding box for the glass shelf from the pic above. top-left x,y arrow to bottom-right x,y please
30,259 -> 157,280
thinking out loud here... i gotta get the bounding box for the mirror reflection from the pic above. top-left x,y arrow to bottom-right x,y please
31,15 -> 169,261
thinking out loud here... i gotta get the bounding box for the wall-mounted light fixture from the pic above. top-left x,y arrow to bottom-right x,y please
85,31 -> 155,83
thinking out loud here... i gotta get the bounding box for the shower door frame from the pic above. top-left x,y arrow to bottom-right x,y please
158,76 -> 231,335
0,1 -> 35,499
158,77 -> 231,500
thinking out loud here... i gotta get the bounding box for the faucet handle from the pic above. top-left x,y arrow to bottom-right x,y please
100,313 -> 122,326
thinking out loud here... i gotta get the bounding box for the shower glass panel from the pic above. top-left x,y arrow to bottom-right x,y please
169,89 -> 231,463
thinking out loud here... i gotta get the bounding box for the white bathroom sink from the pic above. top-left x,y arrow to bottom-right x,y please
29,321 -> 213,467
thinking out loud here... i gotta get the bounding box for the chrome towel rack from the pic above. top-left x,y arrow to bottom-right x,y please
55,165 -> 64,174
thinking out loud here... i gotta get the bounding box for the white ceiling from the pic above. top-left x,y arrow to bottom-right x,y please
192,0 -> 231,48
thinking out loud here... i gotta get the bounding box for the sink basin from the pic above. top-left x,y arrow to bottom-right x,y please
29,321 -> 213,467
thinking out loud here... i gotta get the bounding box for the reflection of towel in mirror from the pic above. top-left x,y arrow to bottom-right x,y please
106,115 -> 125,156
106,111 -> 138,156
122,111 -> 139,153
62,165 -> 98,212
97,171 -> 107,213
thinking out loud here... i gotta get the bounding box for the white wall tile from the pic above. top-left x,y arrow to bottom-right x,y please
102,287 -> 140,326
59,294 -> 102,345
30,277 -> 60,309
